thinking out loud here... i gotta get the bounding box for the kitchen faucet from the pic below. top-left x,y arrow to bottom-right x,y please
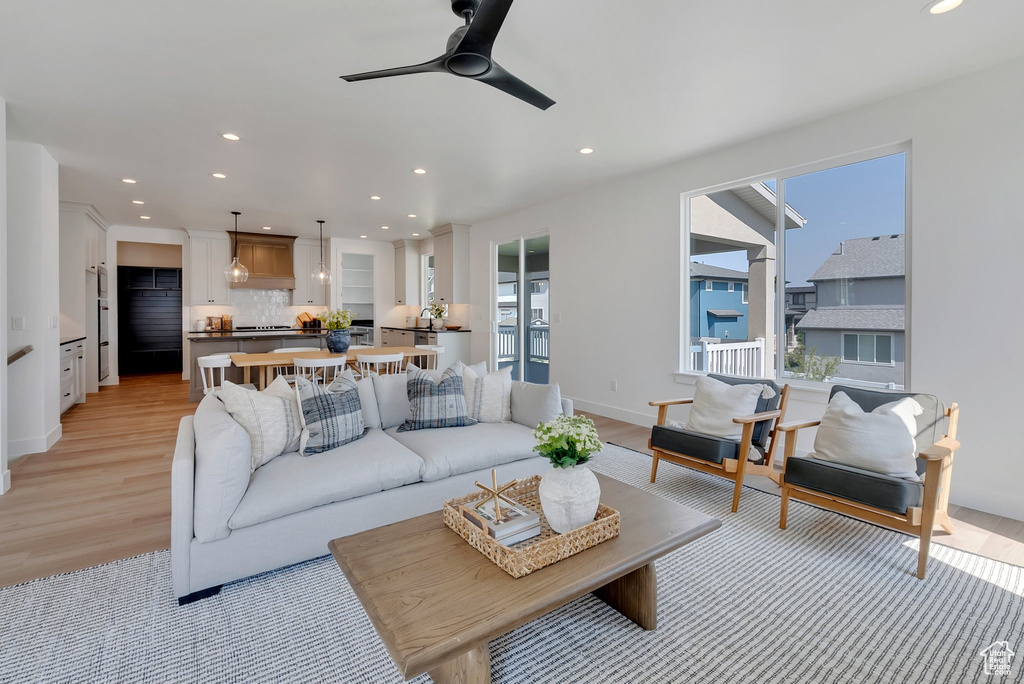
420,307 -> 432,327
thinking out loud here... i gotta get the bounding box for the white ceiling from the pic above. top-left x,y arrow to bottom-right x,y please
2,0 -> 1022,240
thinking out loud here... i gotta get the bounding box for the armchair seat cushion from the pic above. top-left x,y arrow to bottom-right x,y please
785,455 -> 923,514
651,425 -> 766,465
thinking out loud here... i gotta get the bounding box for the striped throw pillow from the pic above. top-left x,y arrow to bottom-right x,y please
294,375 -> 366,454
398,364 -> 477,431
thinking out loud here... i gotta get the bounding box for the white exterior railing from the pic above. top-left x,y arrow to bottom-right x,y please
691,338 -> 765,378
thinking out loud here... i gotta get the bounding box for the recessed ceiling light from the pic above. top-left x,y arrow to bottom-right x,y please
412,233 -> 420,237
924,0 -> 962,13
360,235 -> 367,239
370,195 -> 381,200
407,214 -> 417,218
221,133 -> 241,141
132,200 -> 145,205
262,226 -> 272,230
211,173 -> 227,179
412,168 -> 427,175
578,147 -> 595,155
381,226 -> 389,230
122,178 -> 137,184
140,216 -> 151,220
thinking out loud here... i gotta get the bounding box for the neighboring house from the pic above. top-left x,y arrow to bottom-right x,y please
689,264 -> 749,340
785,285 -> 816,349
498,275 -> 549,322
796,234 -> 905,387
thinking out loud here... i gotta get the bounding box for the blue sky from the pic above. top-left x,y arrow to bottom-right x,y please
693,152 -> 906,286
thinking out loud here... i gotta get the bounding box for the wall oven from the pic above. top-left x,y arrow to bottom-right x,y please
97,266 -> 108,299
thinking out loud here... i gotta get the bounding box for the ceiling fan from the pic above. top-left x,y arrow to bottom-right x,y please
340,0 -> 555,111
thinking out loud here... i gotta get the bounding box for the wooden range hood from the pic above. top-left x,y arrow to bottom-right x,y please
228,231 -> 297,289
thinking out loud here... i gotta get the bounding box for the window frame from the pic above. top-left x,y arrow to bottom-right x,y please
841,331 -> 895,367
678,143 -> 911,389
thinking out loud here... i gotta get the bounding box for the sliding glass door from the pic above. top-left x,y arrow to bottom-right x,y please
495,235 -> 549,382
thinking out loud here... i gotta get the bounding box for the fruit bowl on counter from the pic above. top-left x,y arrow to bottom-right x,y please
444,325 -> 463,330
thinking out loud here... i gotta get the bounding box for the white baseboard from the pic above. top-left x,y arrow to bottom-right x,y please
1,469 -> 10,494
100,375 -> 119,386
950,482 -> 1024,523
570,397 -> 655,427
9,423 -> 63,459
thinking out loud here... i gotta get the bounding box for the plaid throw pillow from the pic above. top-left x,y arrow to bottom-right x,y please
398,364 -> 477,432
294,375 -> 366,454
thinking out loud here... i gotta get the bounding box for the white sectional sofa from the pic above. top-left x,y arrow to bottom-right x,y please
171,376 -> 571,603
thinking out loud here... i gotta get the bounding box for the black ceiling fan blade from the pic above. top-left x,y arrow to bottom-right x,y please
341,54 -> 449,82
477,62 -> 555,110
458,0 -> 514,54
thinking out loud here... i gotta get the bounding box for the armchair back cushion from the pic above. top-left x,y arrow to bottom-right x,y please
829,385 -> 944,476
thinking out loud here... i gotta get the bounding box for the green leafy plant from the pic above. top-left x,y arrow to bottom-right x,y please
318,308 -> 354,330
428,300 -> 447,319
785,344 -> 840,382
532,415 -> 603,468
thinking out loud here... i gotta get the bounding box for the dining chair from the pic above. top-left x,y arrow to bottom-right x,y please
413,345 -> 445,370
269,346 -> 321,381
294,356 -> 348,386
357,352 -> 404,377
197,354 -> 233,395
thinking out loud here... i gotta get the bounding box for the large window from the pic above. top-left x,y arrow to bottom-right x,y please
684,150 -> 907,388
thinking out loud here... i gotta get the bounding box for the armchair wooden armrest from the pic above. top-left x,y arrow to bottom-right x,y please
776,419 -> 821,434
650,398 -> 694,426
732,409 -> 782,425
918,437 -> 961,462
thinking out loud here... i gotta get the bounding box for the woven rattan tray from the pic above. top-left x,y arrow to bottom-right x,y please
442,474 -> 620,578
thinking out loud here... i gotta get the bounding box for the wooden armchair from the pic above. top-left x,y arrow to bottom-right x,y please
777,385 -> 961,580
649,375 -> 791,512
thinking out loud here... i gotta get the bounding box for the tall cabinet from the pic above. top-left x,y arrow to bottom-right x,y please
293,239 -> 328,306
429,223 -> 470,305
393,239 -> 420,307
189,233 -> 231,305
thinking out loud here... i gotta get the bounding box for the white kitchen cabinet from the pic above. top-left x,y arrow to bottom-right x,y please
60,340 -> 86,414
84,220 -> 108,272
190,235 -> 231,305
293,241 -> 328,306
393,240 -> 420,307
380,328 -> 414,347
429,224 -> 470,305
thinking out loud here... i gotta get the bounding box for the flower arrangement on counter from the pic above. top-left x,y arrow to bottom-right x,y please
318,308 -> 354,330
428,301 -> 447,319
532,415 -> 603,469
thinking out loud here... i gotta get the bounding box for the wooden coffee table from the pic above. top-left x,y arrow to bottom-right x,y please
328,473 -> 720,683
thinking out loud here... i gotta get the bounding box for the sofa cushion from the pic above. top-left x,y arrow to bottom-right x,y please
398,364 -> 476,431
219,377 -> 303,470
192,395 -> 253,543
228,428 -> 424,530
373,372 -> 411,430
387,422 -> 540,482
329,371 -> 382,430
785,455 -> 924,514
510,382 -> 562,429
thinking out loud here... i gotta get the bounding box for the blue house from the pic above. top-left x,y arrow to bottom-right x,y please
689,264 -> 749,340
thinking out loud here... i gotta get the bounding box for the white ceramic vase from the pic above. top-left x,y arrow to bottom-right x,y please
538,465 -> 601,534
431,318 -> 445,331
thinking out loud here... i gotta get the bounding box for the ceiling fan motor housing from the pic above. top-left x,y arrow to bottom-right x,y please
450,0 -> 481,18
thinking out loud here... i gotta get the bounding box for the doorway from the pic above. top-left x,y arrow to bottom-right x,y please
495,235 -> 549,382
116,242 -> 184,375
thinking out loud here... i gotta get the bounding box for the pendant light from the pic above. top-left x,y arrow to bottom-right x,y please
224,211 -> 249,283
312,220 -> 332,285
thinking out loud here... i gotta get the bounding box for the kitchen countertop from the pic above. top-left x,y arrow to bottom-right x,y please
60,335 -> 86,345
380,326 -> 472,333
188,329 -> 330,340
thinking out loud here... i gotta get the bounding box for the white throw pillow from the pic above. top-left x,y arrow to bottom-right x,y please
811,392 -> 923,480
464,365 -> 513,423
684,376 -> 765,440
219,377 -> 303,471
372,372 -> 411,430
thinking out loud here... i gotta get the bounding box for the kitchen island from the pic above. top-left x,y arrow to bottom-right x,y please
188,329 -> 328,401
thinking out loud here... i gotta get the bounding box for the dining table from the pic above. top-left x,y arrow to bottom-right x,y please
228,346 -> 438,389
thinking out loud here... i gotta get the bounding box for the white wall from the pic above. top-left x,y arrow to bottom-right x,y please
0,97 -> 8,491
468,56 -> 1024,521
105,224 -> 189,384
6,142 -> 61,459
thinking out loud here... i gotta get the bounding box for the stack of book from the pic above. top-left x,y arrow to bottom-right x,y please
460,498 -> 541,546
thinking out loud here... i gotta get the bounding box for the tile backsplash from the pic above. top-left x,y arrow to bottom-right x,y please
191,289 -> 325,329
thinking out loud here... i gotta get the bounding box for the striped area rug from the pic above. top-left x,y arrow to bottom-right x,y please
3,444 -> 1022,683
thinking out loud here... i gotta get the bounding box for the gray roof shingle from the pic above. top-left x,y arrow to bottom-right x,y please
809,235 -> 905,281
690,263 -> 748,280
796,306 -> 904,332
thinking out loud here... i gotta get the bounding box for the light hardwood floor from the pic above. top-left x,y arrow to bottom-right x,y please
0,378 -> 1020,589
